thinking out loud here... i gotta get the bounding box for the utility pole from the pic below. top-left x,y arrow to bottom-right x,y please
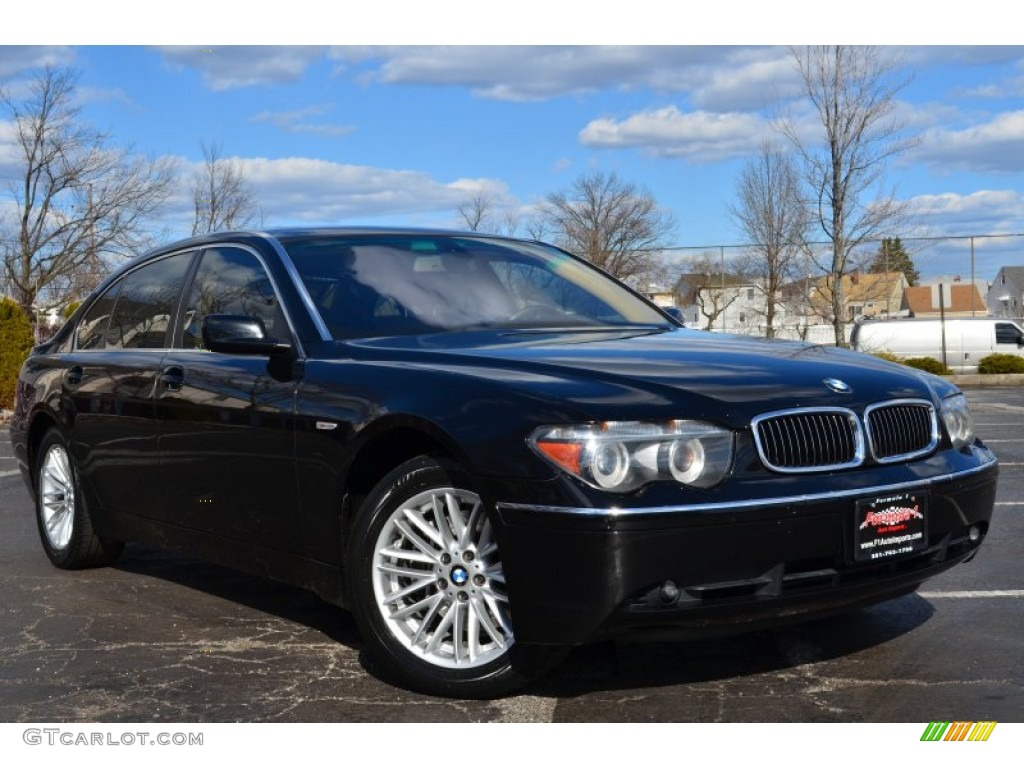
970,236 -> 976,317
720,245 -> 727,333
939,282 -> 948,370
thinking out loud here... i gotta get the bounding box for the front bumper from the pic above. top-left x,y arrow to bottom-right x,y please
493,451 -> 998,645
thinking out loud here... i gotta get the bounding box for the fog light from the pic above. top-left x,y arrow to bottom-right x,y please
659,580 -> 680,603
968,525 -> 980,542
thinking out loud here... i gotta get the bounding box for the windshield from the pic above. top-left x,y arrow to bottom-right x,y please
279,234 -> 671,339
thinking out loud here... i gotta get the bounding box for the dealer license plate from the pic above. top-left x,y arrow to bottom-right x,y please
853,492 -> 928,563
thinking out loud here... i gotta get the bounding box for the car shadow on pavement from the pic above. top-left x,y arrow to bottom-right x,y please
112,543 -> 363,648
528,594 -> 936,699
112,543 -> 936,701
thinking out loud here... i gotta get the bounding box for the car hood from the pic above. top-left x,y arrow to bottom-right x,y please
341,327 -> 948,426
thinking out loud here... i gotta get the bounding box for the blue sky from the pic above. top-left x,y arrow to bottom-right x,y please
3,8 -> 1023,282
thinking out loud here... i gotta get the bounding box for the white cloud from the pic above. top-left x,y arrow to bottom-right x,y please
903,46 -> 1024,68
249,105 -> 354,138
3,142 -> 502,237
157,45 -> 763,99
904,48 -> 1024,101
147,45 -> 891,117
0,46 -> 75,79
914,110 -> 1024,172
234,157 -> 510,224
579,106 -> 772,163
0,118 -> 23,179
75,85 -> 134,109
957,83 -> 1020,99
331,45 -> 787,108
902,189 -> 1024,278
689,48 -> 802,112
896,99 -> 961,132
908,189 -> 1024,233
155,46 -> 327,90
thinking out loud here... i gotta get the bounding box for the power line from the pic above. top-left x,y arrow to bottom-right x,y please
657,232 -> 1024,253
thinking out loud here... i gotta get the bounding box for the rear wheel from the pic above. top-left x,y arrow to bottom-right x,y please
348,455 -> 562,697
35,428 -> 123,569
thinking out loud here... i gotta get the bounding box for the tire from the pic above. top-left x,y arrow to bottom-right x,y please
34,428 -> 123,569
347,455 -> 563,698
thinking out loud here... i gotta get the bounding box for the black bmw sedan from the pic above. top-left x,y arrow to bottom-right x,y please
9,228 -> 998,698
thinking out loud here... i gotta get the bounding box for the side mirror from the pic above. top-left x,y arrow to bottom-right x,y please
662,306 -> 684,324
201,314 -> 292,356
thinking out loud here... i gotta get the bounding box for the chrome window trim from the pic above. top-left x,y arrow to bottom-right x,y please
496,455 -> 998,518
751,407 -> 866,473
864,399 -> 940,464
255,232 -> 333,342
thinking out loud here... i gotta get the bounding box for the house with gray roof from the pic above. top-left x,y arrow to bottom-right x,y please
986,267 -> 1024,319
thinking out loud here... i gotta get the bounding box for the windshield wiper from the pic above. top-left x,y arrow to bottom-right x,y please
498,324 -> 671,336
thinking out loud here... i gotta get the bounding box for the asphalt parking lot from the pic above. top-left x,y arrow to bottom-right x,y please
1,388 -> 1021,723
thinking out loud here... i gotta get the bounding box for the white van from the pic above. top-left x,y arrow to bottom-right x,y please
850,317 -> 1024,373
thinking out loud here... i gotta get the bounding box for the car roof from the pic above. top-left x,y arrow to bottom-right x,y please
262,226 -> 498,239
134,226 -> 536,262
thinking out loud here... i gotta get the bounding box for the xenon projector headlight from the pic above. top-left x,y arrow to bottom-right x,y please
941,393 -> 976,450
529,420 -> 735,492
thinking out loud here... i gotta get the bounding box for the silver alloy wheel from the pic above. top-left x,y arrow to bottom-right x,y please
39,444 -> 76,551
372,487 -> 513,669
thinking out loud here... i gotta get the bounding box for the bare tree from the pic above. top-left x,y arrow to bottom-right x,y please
696,291 -> 738,331
540,171 -> 675,286
499,208 -> 523,238
456,191 -> 494,232
191,141 -> 258,236
519,215 -> 551,242
729,141 -> 809,339
675,255 -> 741,331
779,46 -> 918,346
457,192 -> 527,238
1,66 -> 176,330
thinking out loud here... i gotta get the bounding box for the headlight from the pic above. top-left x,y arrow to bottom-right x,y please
529,420 -> 734,492
941,393 -> 975,450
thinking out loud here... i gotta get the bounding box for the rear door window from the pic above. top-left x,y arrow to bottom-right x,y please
104,253 -> 195,350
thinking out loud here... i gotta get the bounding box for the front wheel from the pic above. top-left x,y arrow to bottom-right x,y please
348,455 -> 562,697
35,428 -> 123,569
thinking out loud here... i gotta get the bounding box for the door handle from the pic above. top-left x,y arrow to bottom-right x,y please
65,365 -> 83,386
160,365 -> 185,391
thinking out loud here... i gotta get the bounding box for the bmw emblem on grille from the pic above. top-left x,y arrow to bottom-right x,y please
824,378 -> 852,394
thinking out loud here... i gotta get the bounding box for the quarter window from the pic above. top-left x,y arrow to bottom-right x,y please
76,279 -> 124,350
